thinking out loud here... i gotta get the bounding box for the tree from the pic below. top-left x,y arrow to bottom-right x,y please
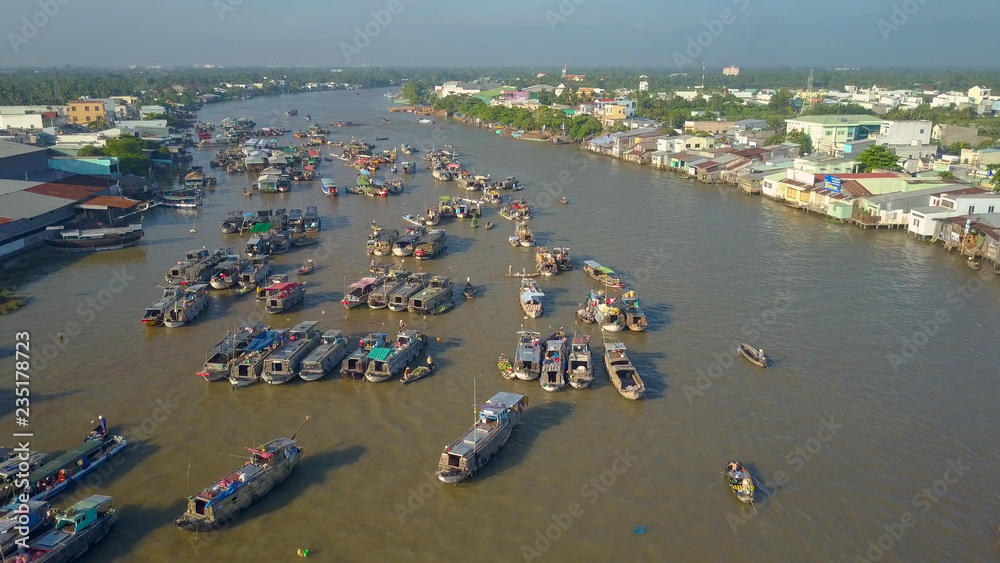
768,89 -> 794,111
987,165 -> 1000,192
857,144 -> 900,171
76,145 -> 105,157
937,171 -> 954,180
944,141 -> 970,155
102,135 -> 150,176
86,117 -> 109,131
400,80 -> 428,105
786,129 -> 813,155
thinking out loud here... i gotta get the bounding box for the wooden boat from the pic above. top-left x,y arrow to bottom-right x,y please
392,226 -> 426,257
45,223 -> 144,252
175,437 -> 302,532
401,161 -> 416,173
299,331 -> 349,381
505,267 -> 540,278
367,269 -> 408,309
262,321 -> 322,385
497,353 -> 515,379
738,343 -> 768,368
414,229 -> 447,260
297,259 -> 315,276
0,451 -> 48,506
724,461 -> 755,503
388,273 -> 430,311
163,284 -> 209,328
237,258 -> 272,293
511,330 -> 542,380
583,260 -> 626,288
432,169 -> 452,181
27,434 -> 128,502
559,197 -> 568,204
593,298 -> 626,332
539,331 -> 569,392
385,178 -> 404,194
463,278 -> 476,299
365,329 -> 427,382
342,332 -> 389,379
604,342 -> 644,400
141,286 -> 182,327
553,247 -> 573,271
198,324 -> 262,382
229,329 -> 286,387
19,495 -> 116,562
510,222 -> 535,247
341,276 -> 382,309
436,392 -> 528,484
966,258 -> 982,271
209,256 -> 246,289
263,282 -> 305,314
408,276 -> 453,315
438,196 -> 455,217
535,247 -> 558,276
455,200 -> 481,219
401,363 -> 434,385
221,212 -> 243,234
303,206 -> 321,234
368,228 -> 400,257
165,248 -> 215,285
621,290 -> 648,332
519,278 -> 544,318
567,336 -> 594,389
499,202 -> 531,221
0,499 -> 52,557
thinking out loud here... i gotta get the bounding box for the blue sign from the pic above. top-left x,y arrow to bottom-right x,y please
825,175 -> 842,192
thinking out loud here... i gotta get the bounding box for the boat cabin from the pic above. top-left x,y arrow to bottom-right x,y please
54,494 -> 112,534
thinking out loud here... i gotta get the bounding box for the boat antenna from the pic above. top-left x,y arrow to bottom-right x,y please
291,415 -> 312,440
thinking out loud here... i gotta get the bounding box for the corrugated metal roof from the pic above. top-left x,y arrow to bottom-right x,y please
25,182 -> 100,200
0,140 -> 45,159
841,180 -> 873,197
0,190 -> 77,220
367,346 -> 394,361
78,196 -> 139,209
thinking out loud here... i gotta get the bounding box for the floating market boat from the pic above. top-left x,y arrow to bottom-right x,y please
175,437 -> 302,532
511,330 -> 542,381
401,161 -> 416,174
0,451 -> 48,506
299,331 -> 349,381
0,499 -> 52,557
388,273 -> 430,312
454,200 -> 481,219
342,332 -> 389,379
535,247 -> 558,276
297,259 -> 315,276
320,178 -> 338,197
553,247 -> 573,271
432,169 -> 452,181
165,248 -> 215,285
392,226 -> 426,257
209,256 -> 246,289
621,290 -> 648,332
229,329 -> 286,387
236,258 -> 272,294
365,329 -> 427,382
539,332 -> 569,392
27,434 -> 128,502
262,321 -> 321,385
604,342 -> 645,400
499,202 -> 531,221
141,286 -> 182,327
567,335 -> 594,389
519,278 -> 544,318
438,196 -> 455,217
400,363 -> 434,385
463,278 -> 476,299
408,276 -> 453,315
341,276 -> 382,309
724,461 -> 755,504
414,229 -> 447,260
435,392 -> 528,484
19,495 -> 116,562
263,282 -> 305,314
593,298 -> 627,332
163,284 -> 209,328
738,343 -> 768,368
583,260 -> 625,288
198,324 -> 262,382
509,222 -> 535,247
303,206 -> 321,234
44,224 -> 144,253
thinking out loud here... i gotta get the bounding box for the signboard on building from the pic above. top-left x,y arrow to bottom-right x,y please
824,175 -> 842,192
933,160 -> 951,172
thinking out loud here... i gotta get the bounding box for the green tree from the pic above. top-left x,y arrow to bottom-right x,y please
400,80 -> 428,105
86,117 -> 109,130
987,165 -> 1000,192
786,130 -> 813,154
944,141 -> 970,155
857,144 -> 900,171
937,171 -> 955,180
102,136 -> 150,176
76,145 -> 105,157
768,89 -> 794,111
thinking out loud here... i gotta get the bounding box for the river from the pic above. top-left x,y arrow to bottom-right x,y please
1,87 -> 998,562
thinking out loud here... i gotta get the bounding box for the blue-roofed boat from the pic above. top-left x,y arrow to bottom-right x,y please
19,495 -> 116,562
26,435 -> 127,503
436,392 -> 528,484
229,329 -> 286,387
320,178 -> 338,197
175,437 -> 302,532
519,278 -> 544,318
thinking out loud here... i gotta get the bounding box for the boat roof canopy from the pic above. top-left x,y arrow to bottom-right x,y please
367,346 -> 394,361
28,439 -> 106,482
265,282 -> 301,291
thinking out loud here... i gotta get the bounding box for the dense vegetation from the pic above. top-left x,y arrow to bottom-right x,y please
432,95 -> 604,140
77,136 -> 170,175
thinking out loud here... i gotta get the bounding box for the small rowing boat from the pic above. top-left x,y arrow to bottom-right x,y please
724,461 -> 755,503
401,364 -> 434,385
738,343 -> 768,368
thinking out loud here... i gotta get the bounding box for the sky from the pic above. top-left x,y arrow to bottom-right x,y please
1,0 -> 997,69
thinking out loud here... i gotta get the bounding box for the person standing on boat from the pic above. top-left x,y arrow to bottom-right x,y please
399,319 -> 406,332
759,349 -> 765,362
426,355 -> 434,369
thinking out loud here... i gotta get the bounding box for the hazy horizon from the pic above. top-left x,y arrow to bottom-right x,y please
4,0 -> 996,69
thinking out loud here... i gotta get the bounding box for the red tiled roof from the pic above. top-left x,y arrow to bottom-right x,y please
79,196 -> 140,209
695,161 -> 721,169
24,182 -> 102,201
841,180 -> 873,197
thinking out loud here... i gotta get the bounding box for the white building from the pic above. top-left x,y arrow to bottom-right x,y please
876,120 -> 932,145
638,81 -> 649,92
0,114 -> 43,130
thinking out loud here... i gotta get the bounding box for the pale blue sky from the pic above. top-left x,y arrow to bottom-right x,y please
2,0 -> 995,68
